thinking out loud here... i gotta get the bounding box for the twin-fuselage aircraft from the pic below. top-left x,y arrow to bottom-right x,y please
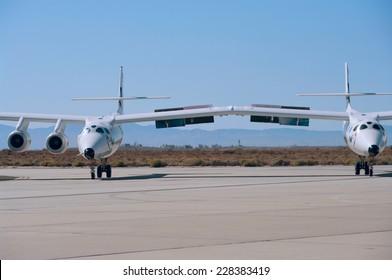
1,64 -> 391,178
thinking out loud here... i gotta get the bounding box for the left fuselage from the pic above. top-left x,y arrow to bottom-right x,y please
78,116 -> 123,160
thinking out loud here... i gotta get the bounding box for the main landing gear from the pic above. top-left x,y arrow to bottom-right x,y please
89,158 -> 112,179
355,156 -> 374,177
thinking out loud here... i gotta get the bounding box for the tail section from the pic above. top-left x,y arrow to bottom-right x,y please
298,63 -> 392,110
71,66 -> 170,114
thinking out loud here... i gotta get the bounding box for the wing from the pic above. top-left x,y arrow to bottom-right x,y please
114,104 -> 349,129
114,105 -> 238,128
0,112 -> 86,124
376,111 -> 392,121
235,105 -> 349,123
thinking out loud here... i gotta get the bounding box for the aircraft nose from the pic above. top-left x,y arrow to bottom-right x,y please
368,145 -> 380,156
84,148 -> 95,160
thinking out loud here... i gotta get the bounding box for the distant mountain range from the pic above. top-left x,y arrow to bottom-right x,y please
1,123 -> 391,149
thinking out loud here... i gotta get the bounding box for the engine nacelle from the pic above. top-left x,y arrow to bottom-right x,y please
46,133 -> 69,154
8,130 -> 32,152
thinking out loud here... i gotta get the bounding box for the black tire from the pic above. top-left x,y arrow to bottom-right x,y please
91,173 -> 95,180
355,162 -> 361,175
106,165 -> 112,178
97,165 -> 102,178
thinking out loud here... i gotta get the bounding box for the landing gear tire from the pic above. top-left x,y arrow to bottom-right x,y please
106,165 -> 112,178
355,157 -> 375,177
90,164 -> 96,180
97,165 -> 103,178
365,164 -> 370,176
88,159 -> 113,179
355,162 -> 361,175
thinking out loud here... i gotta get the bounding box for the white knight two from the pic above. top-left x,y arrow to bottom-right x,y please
1,64 -> 391,178
1,66 -> 242,179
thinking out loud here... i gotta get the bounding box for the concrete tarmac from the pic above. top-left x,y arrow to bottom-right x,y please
0,166 -> 392,260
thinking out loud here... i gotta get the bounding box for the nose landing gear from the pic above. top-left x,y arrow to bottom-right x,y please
355,156 -> 374,177
89,158 -> 112,179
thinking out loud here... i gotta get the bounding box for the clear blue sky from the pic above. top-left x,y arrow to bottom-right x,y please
1,0 -> 391,131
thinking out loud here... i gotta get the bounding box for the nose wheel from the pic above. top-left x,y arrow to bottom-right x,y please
89,159 -> 112,179
355,157 -> 374,177
97,164 -> 112,178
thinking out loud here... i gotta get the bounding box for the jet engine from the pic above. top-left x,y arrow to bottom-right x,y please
8,130 -> 32,152
46,132 -> 69,154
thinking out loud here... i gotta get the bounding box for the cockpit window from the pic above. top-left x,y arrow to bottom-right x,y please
103,128 -> 110,134
367,122 -> 372,125
96,127 -> 104,133
353,125 -> 359,132
359,124 -> 368,130
91,125 -> 97,128
373,124 -> 381,130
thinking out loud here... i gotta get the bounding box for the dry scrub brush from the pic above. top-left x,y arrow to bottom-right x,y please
1,147 -> 391,167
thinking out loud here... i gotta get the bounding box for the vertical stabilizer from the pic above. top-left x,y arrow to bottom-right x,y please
117,66 -> 124,115
345,62 -> 351,109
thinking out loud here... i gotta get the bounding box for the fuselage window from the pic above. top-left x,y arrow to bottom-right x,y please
373,124 -> 381,130
359,124 -> 368,130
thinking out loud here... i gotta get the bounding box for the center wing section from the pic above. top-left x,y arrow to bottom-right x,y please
113,104 -> 350,127
114,105 -> 238,126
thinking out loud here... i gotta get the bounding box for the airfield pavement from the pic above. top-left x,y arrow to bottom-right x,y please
0,166 -> 392,260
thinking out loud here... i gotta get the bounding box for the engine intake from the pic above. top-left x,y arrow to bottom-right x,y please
8,130 -> 32,152
46,133 -> 69,154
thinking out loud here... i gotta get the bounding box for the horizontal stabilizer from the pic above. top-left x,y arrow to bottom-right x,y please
250,104 -> 310,127
298,93 -> 392,97
72,96 -> 170,101
155,105 -> 214,128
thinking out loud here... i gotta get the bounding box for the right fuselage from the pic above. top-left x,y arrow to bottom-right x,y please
343,118 -> 387,157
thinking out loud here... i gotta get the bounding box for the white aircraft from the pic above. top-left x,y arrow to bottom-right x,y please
0,67 -> 242,179
241,63 -> 392,176
1,64 -> 391,178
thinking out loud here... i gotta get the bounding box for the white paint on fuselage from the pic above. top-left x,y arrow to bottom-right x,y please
78,116 -> 123,160
343,114 -> 387,157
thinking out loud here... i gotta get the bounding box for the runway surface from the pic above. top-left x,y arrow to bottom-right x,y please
1,166 -> 392,260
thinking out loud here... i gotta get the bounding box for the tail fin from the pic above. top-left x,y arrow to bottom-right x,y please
72,66 -> 171,113
118,66 -> 124,114
345,62 -> 351,108
298,63 -> 392,109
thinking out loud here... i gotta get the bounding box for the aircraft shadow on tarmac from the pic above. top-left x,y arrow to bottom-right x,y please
0,176 -> 17,181
101,173 -> 168,181
375,171 -> 392,177
104,172 -> 392,180
23,173 -> 170,181
3,170 -> 392,181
